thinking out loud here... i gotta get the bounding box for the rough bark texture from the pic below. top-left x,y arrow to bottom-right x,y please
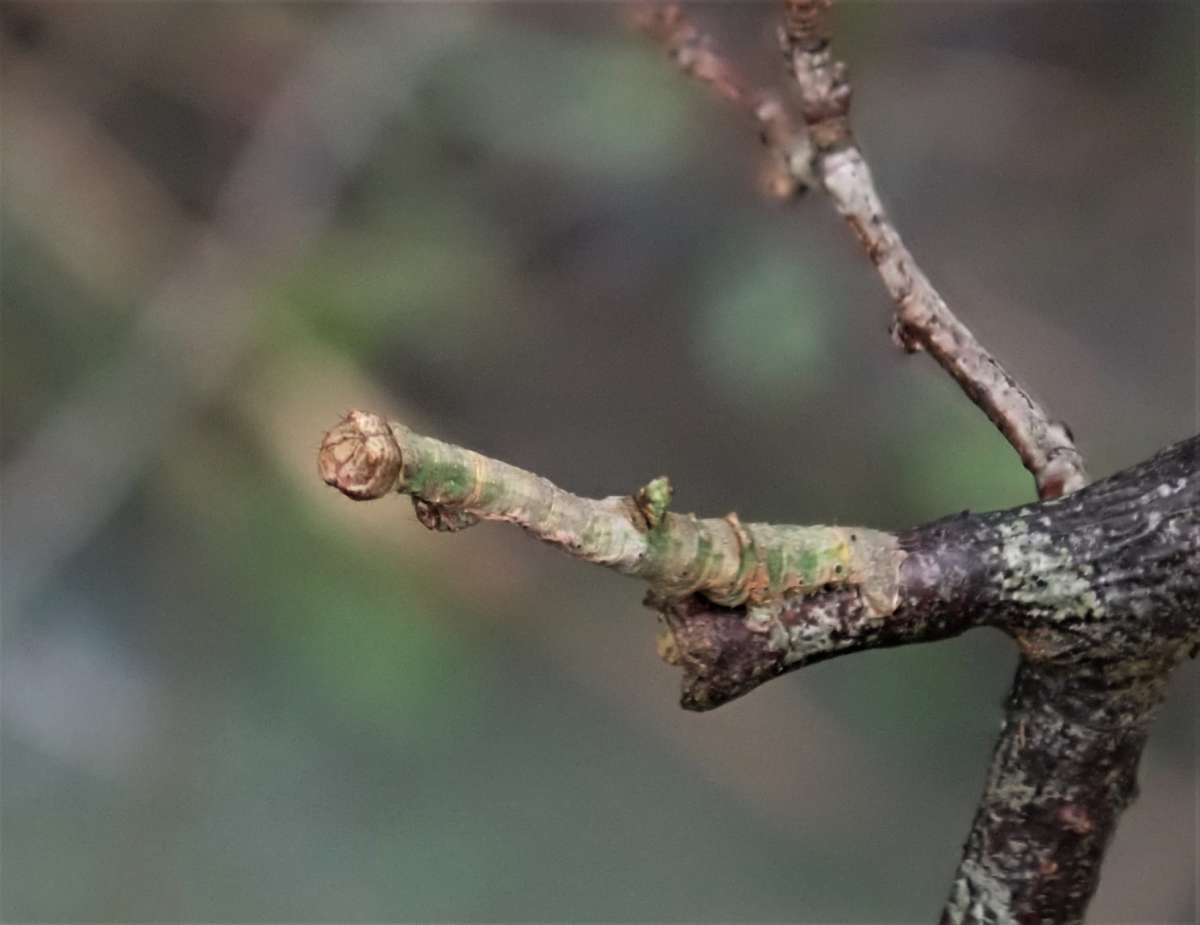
928,438 -> 1198,923
779,0 -> 1087,499
662,435 -> 1198,712
639,1 -> 1088,500
941,664 -> 1156,925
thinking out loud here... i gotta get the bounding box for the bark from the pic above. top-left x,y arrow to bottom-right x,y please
660,433 -> 1198,712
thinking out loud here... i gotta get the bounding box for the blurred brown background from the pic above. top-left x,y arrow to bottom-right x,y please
1,2 -> 1195,921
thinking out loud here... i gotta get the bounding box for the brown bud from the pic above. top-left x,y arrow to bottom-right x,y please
317,410 -> 402,500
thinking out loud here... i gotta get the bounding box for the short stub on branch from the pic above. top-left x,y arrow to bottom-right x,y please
651,593 -> 789,710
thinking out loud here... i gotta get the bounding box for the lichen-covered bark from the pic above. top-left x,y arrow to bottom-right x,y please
900,435 -> 1199,665
917,437 -> 1198,923
656,584 -> 980,711
651,436 -> 1198,920
624,4 -> 1157,916
941,662 -> 1162,925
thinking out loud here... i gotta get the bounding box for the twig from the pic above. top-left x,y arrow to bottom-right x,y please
781,0 -> 1087,500
319,411 -> 1199,922
637,1 -> 1088,500
631,4 -> 814,199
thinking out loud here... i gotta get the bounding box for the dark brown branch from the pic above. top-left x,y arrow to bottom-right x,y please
942,662 -> 1158,924
660,436 -> 1198,707
638,413 -> 1192,919
658,435 -> 1198,923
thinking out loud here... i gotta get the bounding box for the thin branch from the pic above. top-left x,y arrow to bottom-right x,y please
636,2 -> 1088,501
783,0 -> 1089,500
631,4 -> 813,199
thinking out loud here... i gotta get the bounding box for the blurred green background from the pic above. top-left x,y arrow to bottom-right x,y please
1,2 -> 1195,921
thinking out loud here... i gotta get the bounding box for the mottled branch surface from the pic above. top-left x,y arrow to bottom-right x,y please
320,412 -> 1198,922
630,5 -> 1131,919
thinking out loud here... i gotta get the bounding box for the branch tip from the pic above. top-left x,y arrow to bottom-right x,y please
317,410 -> 403,501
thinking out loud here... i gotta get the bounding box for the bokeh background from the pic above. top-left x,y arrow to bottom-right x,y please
1,2 -> 1195,921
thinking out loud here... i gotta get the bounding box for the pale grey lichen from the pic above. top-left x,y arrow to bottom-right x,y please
782,601 -> 844,664
995,519 -> 1105,622
944,860 -> 1019,925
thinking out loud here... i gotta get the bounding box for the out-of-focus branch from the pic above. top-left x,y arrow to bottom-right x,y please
631,5 -> 813,199
0,8 -> 475,613
636,2 -> 1087,501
